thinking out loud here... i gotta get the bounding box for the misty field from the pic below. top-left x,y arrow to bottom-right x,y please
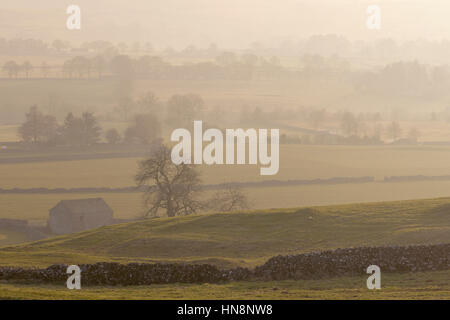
3,144 -> 450,228
0,77 -> 350,122
5,181 -> 450,225
3,145 -> 450,189
1,270 -> 449,300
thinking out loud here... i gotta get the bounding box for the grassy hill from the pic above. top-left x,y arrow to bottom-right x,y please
1,197 -> 450,269
0,228 -> 28,247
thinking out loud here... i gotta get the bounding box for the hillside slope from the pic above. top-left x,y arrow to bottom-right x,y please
1,197 -> 450,268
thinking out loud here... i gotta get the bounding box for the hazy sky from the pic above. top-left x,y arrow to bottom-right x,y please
2,0 -> 450,48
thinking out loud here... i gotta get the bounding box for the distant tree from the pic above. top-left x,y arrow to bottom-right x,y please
52,39 -> 69,52
21,61 -> 33,78
407,127 -> 420,142
45,93 -> 62,115
387,121 -> 402,141
209,184 -> 250,212
136,142 -> 202,217
91,55 -> 105,79
166,94 -> 204,127
136,91 -> 160,114
372,123 -> 383,141
18,106 -> 58,143
125,113 -> 161,144
309,109 -> 327,129
2,61 -> 19,78
110,55 -> 135,99
62,60 -> 74,78
115,96 -> 135,121
80,112 -> 102,145
241,53 -> 258,67
41,62 -> 50,78
70,56 -> 90,78
105,128 -> 121,144
340,112 -> 359,136
215,51 -> 237,66
61,112 -> 83,145
61,112 -> 101,146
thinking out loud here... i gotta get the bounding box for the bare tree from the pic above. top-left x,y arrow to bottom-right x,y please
136,143 -> 202,217
340,111 -> 359,136
21,61 -> 33,79
387,121 -> 402,141
70,56 -> 90,79
136,91 -> 160,114
91,55 -> 105,79
209,184 -> 250,212
3,61 -> 19,78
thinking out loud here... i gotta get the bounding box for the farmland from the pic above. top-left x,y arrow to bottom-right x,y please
3,145 -> 450,188
2,144 -> 450,232
4,180 -> 450,223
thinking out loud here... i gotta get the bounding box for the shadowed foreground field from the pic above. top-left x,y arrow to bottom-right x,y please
1,270 -> 449,300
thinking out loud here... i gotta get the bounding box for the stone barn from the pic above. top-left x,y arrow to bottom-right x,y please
48,198 -> 114,235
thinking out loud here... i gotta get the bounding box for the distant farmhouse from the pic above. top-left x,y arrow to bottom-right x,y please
48,198 -> 113,235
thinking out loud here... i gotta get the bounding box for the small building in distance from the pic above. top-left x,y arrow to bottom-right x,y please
48,198 -> 114,235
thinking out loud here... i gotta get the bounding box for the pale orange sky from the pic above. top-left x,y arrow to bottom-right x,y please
2,0 -> 450,48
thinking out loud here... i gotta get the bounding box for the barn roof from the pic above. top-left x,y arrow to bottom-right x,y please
53,198 -> 113,215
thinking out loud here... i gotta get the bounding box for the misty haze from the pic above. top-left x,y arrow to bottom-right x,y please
0,0 -> 448,301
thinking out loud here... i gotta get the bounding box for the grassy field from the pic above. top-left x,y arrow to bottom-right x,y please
0,228 -> 28,246
1,197 -> 449,268
0,125 -> 19,142
1,270 -> 449,300
3,145 -> 450,188
4,180 -> 450,223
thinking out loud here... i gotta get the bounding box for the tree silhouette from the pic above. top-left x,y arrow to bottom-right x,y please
91,55 -> 105,79
387,121 -> 402,141
125,113 -> 161,144
166,94 -> 204,127
18,106 -> 58,143
136,142 -> 202,217
105,128 -> 121,144
2,61 -> 19,78
21,61 -> 33,79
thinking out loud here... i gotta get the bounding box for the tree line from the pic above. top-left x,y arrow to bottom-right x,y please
17,92 -> 206,146
18,106 -> 159,146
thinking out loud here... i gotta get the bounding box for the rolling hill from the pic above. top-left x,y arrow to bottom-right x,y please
1,197 -> 449,269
